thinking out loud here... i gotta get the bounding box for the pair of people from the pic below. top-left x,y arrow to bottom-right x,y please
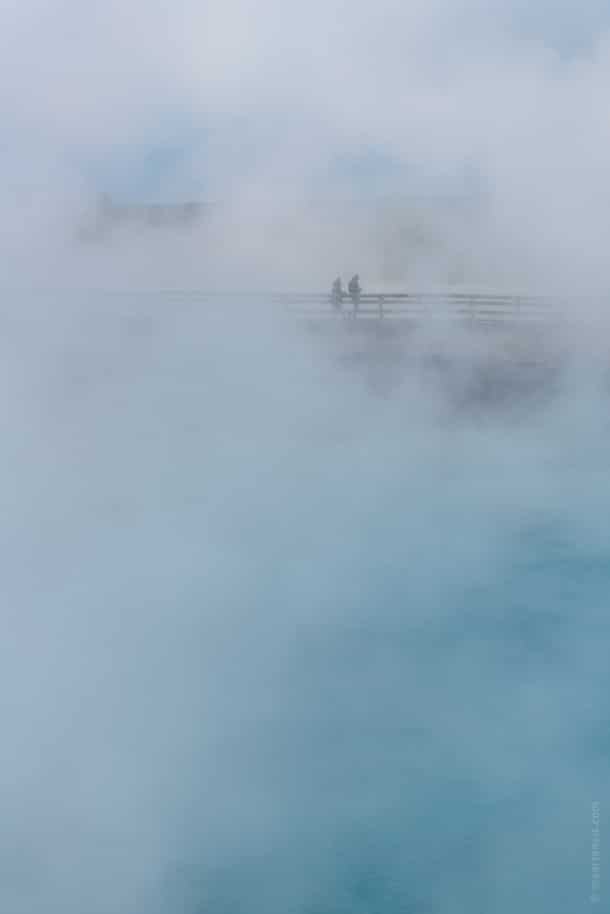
331,274 -> 361,312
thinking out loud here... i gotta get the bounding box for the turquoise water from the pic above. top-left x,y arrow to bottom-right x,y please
0,296 -> 607,913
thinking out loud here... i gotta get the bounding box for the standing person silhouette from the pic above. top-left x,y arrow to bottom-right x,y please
331,276 -> 344,312
348,274 -> 361,314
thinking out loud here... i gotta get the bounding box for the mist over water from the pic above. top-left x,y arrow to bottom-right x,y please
3,0 -> 610,910
0,291 -> 607,913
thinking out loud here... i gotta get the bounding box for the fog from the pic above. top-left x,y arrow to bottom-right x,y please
1,2 -> 609,913
5,0 -> 610,289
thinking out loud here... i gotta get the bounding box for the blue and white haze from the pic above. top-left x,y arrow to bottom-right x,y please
0,294 -> 608,912
1,0 -> 610,910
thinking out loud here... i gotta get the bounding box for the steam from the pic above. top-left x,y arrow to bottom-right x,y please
1,2 -> 610,913
3,1 -> 610,290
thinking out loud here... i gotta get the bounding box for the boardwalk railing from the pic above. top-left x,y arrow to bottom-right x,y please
75,288 -> 572,325
281,291 -> 560,324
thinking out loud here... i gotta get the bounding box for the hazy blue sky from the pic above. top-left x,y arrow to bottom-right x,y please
4,0 -> 610,290
3,0 -> 610,203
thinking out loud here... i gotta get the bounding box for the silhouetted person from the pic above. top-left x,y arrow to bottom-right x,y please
348,274 -> 361,313
331,276 -> 344,311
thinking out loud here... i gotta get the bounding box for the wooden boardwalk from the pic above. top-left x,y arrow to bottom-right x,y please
81,288 -> 575,328
281,291 -> 560,324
